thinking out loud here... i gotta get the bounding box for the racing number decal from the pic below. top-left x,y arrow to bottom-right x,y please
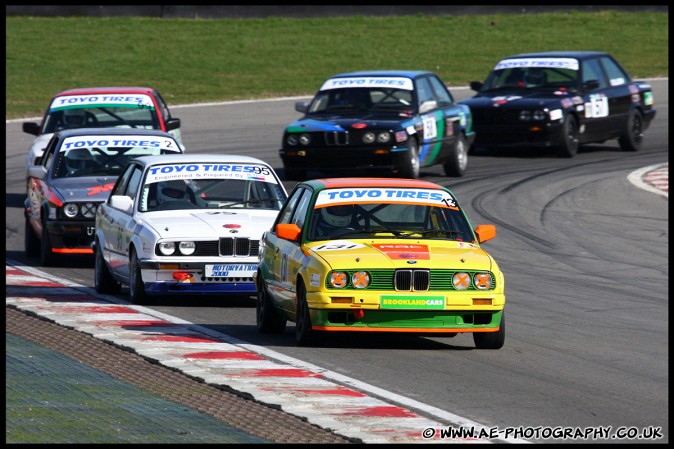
586,94 -> 609,118
280,251 -> 290,283
314,242 -> 361,251
252,166 -> 272,176
421,114 -> 437,140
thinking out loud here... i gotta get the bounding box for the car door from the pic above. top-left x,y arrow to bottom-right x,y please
579,57 -> 615,140
26,135 -> 59,234
596,55 -> 635,135
103,163 -> 144,280
415,75 -> 458,166
264,187 -> 313,315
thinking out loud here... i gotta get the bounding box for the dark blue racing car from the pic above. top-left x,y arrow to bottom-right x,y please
460,51 -> 656,157
279,70 -> 475,180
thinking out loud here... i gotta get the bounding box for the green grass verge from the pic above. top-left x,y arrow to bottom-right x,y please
6,11 -> 668,119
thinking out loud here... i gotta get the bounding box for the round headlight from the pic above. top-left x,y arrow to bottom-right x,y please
376,132 -> 391,143
519,110 -> 531,121
63,203 -> 79,218
351,271 -> 370,289
286,134 -> 299,146
452,272 -> 471,290
299,133 -> 311,145
474,273 -> 493,290
158,242 -> 175,256
81,202 -> 97,218
362,132 -> 376,144
330,271 -> 348,288
532,110 -> 547,121
178,241 -> 196,255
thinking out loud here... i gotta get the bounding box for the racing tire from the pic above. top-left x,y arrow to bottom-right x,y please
24,219 -> 40,258
284,167 -> 307,181
39,218 -> 55,266
473,313 -> 505,350
618,109 -> 644,152
397,138 -> 420,179
129,248 -> 151,305
443,133 -> 468,177
94,239 -> 121,294
295,281 -> 322,346
556,115 -> 579,158
256,278 -> 287,334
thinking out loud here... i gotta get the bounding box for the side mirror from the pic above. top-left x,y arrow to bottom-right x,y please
23,122 -> 40,136
474,224 -> 496,243
27,165 -> 47,180
109,195 -> 134,214
583,80 -> 600,91
276,223 -> 301,242
469,81 -> 483,92
165,117 -> 181,131
419,100 -> 438,114
294,101 -> 309,114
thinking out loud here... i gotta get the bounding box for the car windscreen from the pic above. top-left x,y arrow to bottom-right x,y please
52,135 -> 181,178
309,87 -> 414,113
306,187 -> 474,242
139,162 -> 287,212
42,94 -> 160,134
482,58 -> 580,91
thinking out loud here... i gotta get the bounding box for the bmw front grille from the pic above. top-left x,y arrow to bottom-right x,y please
394,270 -> 430,292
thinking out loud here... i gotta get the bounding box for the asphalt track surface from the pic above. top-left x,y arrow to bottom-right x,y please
6,81 -> 668,444
6,164 -> 666,444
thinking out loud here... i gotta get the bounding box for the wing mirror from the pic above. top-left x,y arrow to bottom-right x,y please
165,117 -> 181,131
109,195 -> 134,214
295,101 -> 309,114
276,223 -> 301,242
474,224 -> 496,243
27,165 -> 47,180
419,100 -> 438,114
582,80 -> 600,91
23,122 -> 40,136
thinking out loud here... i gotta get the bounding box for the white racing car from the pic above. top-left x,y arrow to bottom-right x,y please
94,154 -> 288,304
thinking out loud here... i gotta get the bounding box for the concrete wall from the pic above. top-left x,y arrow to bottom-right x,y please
5,5 -> 667,19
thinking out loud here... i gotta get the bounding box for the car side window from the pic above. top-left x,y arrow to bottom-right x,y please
415,78 -> 435,107
582,59 -> 609,90
153,91 -> 173,124
291,189 -> 312,228
41,138 -> 58,169
125,167 -> 143,200
275,187 -> 305,226
110,164 -> 136,198
600,56 -> 630,87
428,76 -> 454,106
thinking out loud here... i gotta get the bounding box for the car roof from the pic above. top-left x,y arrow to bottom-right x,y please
305,177 -> 447,190
54,128 -> 177,138
503,51 -> 609,61
53,86 -> 157,97
328,70 -> 434,79
133,153 -> 274,167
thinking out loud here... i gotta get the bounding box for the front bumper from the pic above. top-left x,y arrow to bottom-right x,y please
144,282 -> 255,295
305,289 -> 505,333
643,109 -> 656,130
139,260 -> 257,296
280,145 -> 409,173
472,120 -> 564,148
46,219 -> 95,254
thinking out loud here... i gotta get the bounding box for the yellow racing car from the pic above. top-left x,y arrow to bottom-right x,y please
255,177 -> 506,349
